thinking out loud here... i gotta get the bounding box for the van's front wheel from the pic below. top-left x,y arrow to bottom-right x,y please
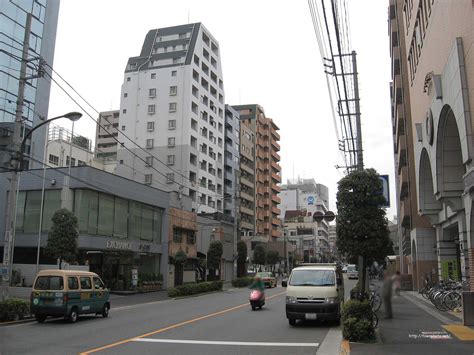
101,304 -> 109,318
68,308 -> 78,323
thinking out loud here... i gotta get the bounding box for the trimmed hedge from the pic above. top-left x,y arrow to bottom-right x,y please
341,300 -> 375,342
232,277 -> 254,288
0,298 -> 30,322
168,281 -> 223,297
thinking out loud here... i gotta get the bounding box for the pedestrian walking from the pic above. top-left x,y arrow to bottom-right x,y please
382,270 -> 394,319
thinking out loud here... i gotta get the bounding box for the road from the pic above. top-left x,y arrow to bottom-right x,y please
0,277 -> 357,355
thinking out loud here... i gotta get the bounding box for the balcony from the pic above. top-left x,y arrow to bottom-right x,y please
271,128 -> 280,141
258,115 -> 266,126
271,139 -> 280,151
271,184 -> 281,193
397,135 -> 407,173
241,162 -> 254,175
257,199 -> 264,208
272,206 -> 281,215
241,176 -> 254,189
399,165 -> 409,199
257,174 -> 265,184
257,150 -> 267,160
257,137 -> 266,147
271,218 -> 280,226
271,172 -> 281,183
272,194 -> 281,204
240,220 -> 254,230
400,198 -> 411,228
271,150 -> 280,161
271,229 -> 280,238
271,160 -> 280,171
240,191 -> 254,202
241,206 -> 255,216
257,161 -> 267,171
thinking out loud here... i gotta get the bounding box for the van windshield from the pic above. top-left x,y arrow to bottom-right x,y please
34,276 -> 64,290
289,270 -> 335,286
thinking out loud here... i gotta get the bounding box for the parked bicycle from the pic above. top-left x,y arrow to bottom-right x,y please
420,279 -> 470,312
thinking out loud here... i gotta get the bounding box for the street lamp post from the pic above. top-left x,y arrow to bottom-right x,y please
1,112 -> 81,300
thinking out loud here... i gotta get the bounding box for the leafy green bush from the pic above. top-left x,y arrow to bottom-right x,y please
341,300 -> 375,342
342,317 -> 374,342
167,281 -> 223,297
0,299 -> 30,322
232,277 -> 254,288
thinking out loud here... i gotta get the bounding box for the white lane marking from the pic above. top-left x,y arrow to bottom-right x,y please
132,338 -> 319,347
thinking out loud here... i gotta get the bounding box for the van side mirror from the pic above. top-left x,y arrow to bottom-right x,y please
282,280 -> 287,287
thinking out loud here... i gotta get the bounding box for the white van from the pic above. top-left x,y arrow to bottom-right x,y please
282,264 -> 344,326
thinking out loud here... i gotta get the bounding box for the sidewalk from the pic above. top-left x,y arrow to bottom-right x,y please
110,290 -> 169,308
350,290 -> 474,355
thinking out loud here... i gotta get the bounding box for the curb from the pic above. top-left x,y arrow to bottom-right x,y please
172,289 -> 227,300
340,339 -> 350,354
0,317 -> 34,326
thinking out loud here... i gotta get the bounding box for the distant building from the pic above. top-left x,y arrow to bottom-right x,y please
95,110 -> 120,162
223,105 -> 240,217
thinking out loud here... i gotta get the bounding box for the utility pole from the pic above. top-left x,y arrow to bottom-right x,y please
2,14 -> 32,300
233,170 -> 240,279
352,50 -> 367,295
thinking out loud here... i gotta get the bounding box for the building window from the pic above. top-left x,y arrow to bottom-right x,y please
151,73 -> 156,79
149,88 -> 156,98
168,120 -> 176,130
48,154 -> 59,165
122,109 -> 127,114
146,139 -> 154,149
169,86 -> 177,96
78,160 -> 86,167
166,173 -> 174,183
173,228 -> 182,243
66,156 -> 76,167
187,231 -> 196,244
126,77 -> 131,82
148,104 -> 155,114
168,137 -> 175,147
123,93 -> 128,98
169,102 -> 177,112
121,125 -> 126,131
171,70 -> 177,77
144,174 -> 152,185
145,156 -> 153,167
190,153 -> 197,166
191,119 -> 197,131
190,136 -> 197,148
147,122 -> 155,131
167,155 -> 175,165
172,57 -> 180,64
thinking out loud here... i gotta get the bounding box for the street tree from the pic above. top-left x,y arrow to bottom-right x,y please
207,241 -> 223,280
237,240 -> 247,277
253,244 -> 266,270
336,168 -> 393,294
266,250 -> 280,272
45,209 -> 78,269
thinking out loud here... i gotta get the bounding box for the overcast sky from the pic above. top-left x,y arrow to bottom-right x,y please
48,0 -> 396,220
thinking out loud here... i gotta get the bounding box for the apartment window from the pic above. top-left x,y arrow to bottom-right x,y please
151,73 -> 156,79
172,58 -> 180,64
121,125 -> 126,131
166,173 -> 174,184
78,160 -> 86,167
171,70 -> 177,77
190,136 -> 197,148
122,109 -> 127,114
145,156 -> 153,167
123,93 -> 128,98
169,102 -> 177,112
168,137 -> 175,147
167,155 -> 175,165
169,86 -> 177,96
190,153 -> 197,166
147,122 -> 155,131
146,139 -> 154,149
119,160 -> 124,164
148,104 -> 155,114
126,77 -> 131,82
191,119 -> 198,131
168,120 -> 176,130
144,174 -> 152,185
66,157 -> 76,167
49,154 -> 59,165
149,88 -> 156,98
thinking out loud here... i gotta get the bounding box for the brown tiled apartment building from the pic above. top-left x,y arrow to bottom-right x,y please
233,105 -> 281,243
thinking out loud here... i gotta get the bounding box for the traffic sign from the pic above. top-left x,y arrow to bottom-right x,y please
379,175 -> 390,207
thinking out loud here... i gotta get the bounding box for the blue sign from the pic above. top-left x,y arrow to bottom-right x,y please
307,196 -> 315,205
379,175 -> 390,208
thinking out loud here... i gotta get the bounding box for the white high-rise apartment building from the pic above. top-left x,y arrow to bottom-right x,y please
116,23 -> 225,213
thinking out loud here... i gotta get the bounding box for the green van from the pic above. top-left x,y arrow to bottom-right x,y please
30,270 -> 110,323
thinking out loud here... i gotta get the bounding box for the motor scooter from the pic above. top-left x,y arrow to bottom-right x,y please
249,290 -> 265,311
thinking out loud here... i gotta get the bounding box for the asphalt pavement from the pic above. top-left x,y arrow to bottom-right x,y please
0,281 -> 355,355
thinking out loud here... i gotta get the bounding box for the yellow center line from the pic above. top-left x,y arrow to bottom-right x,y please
80,290 -> 287,354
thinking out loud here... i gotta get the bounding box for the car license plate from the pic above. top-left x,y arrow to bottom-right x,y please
305,313 -> 317,320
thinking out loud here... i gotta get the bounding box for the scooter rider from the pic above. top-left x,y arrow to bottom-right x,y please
250,276 -> 266,293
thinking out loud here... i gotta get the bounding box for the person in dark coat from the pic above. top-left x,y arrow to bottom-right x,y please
382,270 -> 394,319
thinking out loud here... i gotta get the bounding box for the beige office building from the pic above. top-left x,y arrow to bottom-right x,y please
390,0 -> 474,290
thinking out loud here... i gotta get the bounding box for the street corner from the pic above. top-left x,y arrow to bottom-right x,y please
442,324 -> 474,341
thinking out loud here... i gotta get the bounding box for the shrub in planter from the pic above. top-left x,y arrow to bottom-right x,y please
232,277 -> 254,288
0,299 -> 30,322
167,281 -> 223,297
341,300 -> 375,342
342,317 -> 374,342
